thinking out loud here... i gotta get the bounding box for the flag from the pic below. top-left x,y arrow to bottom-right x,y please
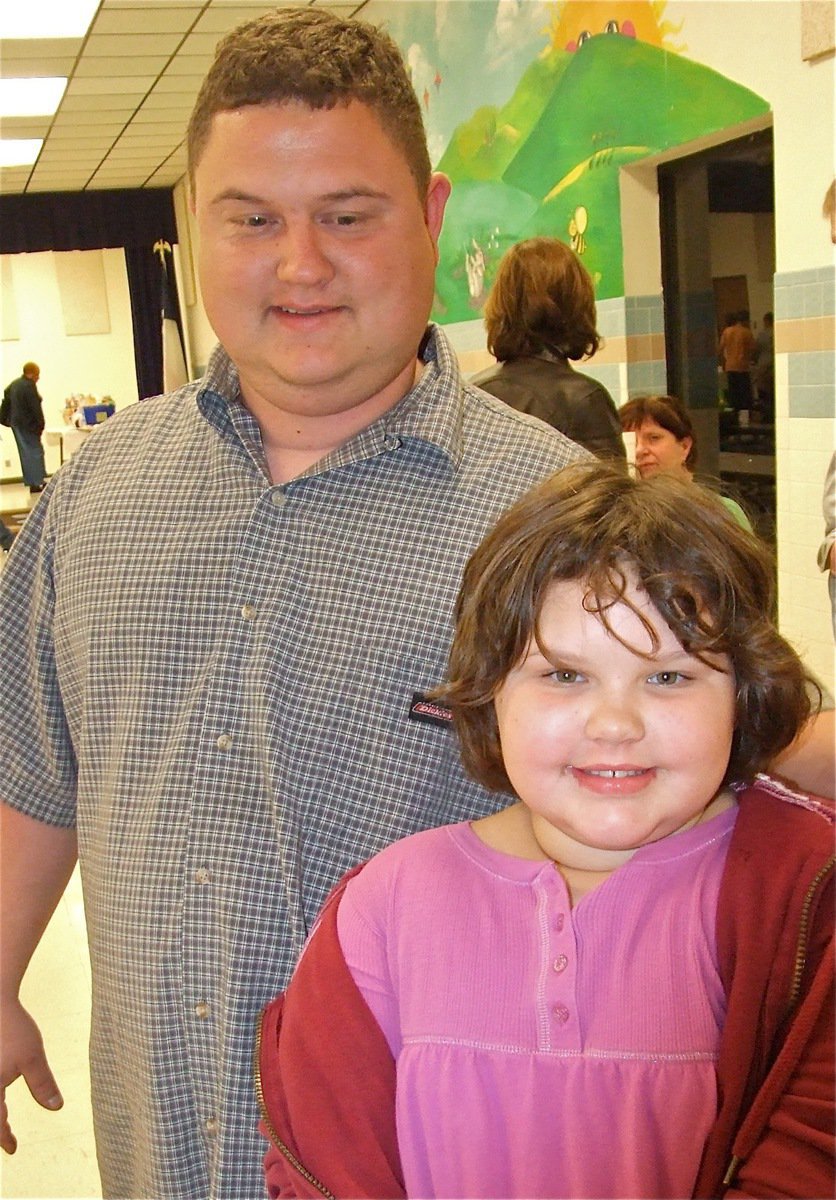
155,240 -> 188,393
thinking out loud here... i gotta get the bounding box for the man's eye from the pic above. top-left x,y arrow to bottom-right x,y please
239,215 -> 269,227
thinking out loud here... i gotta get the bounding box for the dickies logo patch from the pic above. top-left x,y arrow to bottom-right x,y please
408,692 -> 453,728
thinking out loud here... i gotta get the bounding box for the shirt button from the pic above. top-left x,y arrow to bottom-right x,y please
216,734 -> 232,751
194,1001 -> 210,1019
205,1116 -> 219,1136
555,914 -> 565,932
240,603 -> 256,621
271,491 -> 286,508
553,1003 -> 570,1024
195,867 -> 210,885
553,954 -> 568,973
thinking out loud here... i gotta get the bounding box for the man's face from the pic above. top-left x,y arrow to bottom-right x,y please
191,100 -> 450,424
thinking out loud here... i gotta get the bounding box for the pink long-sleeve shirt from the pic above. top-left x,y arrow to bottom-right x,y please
337,806 -> 737,1198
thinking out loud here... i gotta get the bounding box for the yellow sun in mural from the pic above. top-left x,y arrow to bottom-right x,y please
545,1 -> 684,53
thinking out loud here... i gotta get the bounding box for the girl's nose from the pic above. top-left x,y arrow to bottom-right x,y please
584,692 -> 644,744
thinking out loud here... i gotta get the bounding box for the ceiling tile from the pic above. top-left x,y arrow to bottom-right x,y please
0,38 -> 83,62
74,55 -> 171,78
192,6 -> 280,33
92,6 -> 203,34
0,117 -> 50,137
0,57 -> 77,79
65,78 -> 150,97
178,31 -> 224,55
85,32 -> 185,56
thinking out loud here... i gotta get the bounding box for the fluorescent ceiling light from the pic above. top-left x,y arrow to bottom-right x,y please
0,138 -> 42,167
0,78 -> 67,118
0,0 -> 99,39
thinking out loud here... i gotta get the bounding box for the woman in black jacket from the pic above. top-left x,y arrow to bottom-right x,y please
470,238 -> 626,462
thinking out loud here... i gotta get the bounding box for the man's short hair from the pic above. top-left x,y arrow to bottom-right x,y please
484,237 -> 600,363
442,462 -> 815,793
187,7 -> 431,196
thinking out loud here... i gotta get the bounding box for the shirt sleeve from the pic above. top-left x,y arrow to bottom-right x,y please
337,868 -> 403,1058
0,489 -> 78,824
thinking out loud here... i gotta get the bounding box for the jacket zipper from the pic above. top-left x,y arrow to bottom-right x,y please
722,854 -> 835,1190
788,855 -> 834,1010
253,1010 -> 336,1200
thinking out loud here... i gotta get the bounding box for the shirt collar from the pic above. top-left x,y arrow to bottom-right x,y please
195,324 -> 465,477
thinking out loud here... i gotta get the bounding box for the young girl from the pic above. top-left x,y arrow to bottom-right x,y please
257,462 -> 834,1199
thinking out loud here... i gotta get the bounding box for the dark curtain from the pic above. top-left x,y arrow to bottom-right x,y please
125,246 -> 164,401
0,188 -> 183,401
0,189 -> 178,254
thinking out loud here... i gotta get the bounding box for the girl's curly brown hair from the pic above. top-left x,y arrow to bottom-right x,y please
442,462 -> 816,795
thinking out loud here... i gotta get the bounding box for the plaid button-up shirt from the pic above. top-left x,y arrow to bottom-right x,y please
1,325 -> 588,1199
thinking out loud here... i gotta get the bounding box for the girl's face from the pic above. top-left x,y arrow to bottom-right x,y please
634,418 -> 692,479
493,576 -> 736,874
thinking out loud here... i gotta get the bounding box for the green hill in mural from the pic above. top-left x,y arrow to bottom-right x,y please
434,32 -> 769,324
437,49 -> 570,182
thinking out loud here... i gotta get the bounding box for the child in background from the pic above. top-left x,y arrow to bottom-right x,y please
257,462 -> 834,1199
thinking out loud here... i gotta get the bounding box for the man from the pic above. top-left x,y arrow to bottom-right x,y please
0,11 -> 588,1199
2,362 -> 46,492
752,310 -> 774,422
718,310 -> 756,416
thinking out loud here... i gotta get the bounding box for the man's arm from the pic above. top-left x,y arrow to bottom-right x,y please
0,802 -> 77,1154
772,709 -> 835,799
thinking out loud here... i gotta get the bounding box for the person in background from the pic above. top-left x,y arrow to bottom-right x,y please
0,10 -> 587,1200
823,177 -> 836,246
258,461 -> 833,1200
718,311 -> 755,418
618,393 -> 752,531
752,311 -> 774,423
819,451 -> 836,640
470,238 -> 626,462
0,518 -> 15,553
2,362 -> 46,493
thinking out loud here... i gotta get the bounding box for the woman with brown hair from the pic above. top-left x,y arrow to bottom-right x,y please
619,392 -> 753,531
471,238 -> 626,461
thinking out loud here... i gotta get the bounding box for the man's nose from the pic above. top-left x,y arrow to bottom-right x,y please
274,224 -> 334,286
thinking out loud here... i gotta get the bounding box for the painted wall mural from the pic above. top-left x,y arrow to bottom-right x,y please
373,1 -> 770,324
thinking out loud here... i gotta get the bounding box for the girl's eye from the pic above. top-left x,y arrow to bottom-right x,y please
648,670 -> 686,686
549,668 -> 583,684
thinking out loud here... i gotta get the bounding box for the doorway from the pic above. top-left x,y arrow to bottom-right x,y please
658,128 -> 775,542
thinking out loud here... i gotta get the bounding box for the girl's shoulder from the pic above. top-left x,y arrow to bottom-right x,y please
736,775 -> 833,825
344,822 -> 470,901
731,776 -> 834,867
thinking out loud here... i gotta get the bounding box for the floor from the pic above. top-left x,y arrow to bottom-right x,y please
1,479 -> 102,1199
0,868 -> 101,1200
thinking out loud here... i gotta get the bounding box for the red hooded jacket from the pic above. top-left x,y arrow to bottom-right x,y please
257,779 -> 834,1199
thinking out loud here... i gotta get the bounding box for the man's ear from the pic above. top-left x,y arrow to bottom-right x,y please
425,172 -> 452,252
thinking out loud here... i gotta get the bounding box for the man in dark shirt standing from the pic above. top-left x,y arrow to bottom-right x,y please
3,362 -> 46,493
